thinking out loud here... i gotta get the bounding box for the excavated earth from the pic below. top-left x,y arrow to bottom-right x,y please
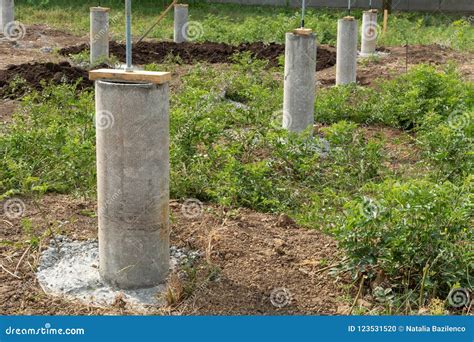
0,61 -> 92,99
59,41 -> 337,70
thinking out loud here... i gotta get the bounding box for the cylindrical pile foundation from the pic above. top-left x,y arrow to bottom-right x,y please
174,4 -> 189,43
282,29 -> 316,133
361,9 -> 378,56
336,17 -> 358,85
90,7 -> 110,64
95,80 -> 170,289
0,0 -> 15,34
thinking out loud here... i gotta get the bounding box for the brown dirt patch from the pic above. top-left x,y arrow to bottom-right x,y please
0,61 -> 92,99
317,45 -> 474,87
0,194 -> 353,315
0,99 -> 17,122
0,24 -> 86,70
59,41 -> 337,71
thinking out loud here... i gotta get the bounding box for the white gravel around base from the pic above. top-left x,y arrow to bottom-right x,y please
36,236 -> 200,311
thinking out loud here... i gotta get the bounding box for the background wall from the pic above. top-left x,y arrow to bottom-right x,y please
209,0 -> 474,12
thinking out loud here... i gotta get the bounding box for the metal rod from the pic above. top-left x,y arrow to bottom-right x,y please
125,0 -> 132,71
369,0 -> 372,9
301,0 -> 306,28
348,0 -> 351,15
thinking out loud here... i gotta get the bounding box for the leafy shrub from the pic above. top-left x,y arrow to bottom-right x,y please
0,82 -> 95,198
417,111 -> 474,181
335,178 -> 473,305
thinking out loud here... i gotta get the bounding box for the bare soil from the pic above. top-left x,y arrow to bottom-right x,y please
317,45 -> 474,86
0,61 -> 92,99
0,24 -> 86,70
59,41 -> 337,71
0,195 -> 354,315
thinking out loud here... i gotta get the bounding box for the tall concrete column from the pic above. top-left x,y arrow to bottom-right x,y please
360,9 -> 378,57
0,0 -> 15,34
90,7 -> 110,64
173,4 -> 188,43
283,29 -> 316,133
94,76 -> 170,289
336,17 -> 358,85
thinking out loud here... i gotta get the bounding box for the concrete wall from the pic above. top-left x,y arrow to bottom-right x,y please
209,0 -> 474,12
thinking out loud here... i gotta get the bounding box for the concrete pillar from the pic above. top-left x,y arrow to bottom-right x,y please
0,0 -> 15,34
90,7 -> 110,64
95,78 -> 170,289
173,4 -> 188,43
360,9 -> 378,57
336,17 -> 358,85
283,29 -> 316,133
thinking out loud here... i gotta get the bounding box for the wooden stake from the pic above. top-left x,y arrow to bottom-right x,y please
383,9 -> 389,34
136,0 -> 178,44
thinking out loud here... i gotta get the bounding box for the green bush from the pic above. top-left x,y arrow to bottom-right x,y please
335,178 -> 473,305
0,82 -> 95,198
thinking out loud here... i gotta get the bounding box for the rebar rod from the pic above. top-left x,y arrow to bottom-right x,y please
125,0 -> 132,70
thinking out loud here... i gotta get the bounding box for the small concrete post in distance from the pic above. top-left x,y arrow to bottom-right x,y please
0,0 -> 15,34
89,68 -> 172,289
174,4 -> 189,43
360,9 -> 378,57
90,7 -> 110,65
283,28 -> 316,134
336,16 -> 358,85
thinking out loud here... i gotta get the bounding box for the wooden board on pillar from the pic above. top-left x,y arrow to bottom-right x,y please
293,28 -> 313,36
89,69 -> 171,84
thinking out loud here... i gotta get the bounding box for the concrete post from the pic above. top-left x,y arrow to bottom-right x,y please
336,17 -> 358,85
283,29 -> 316,133
0,0 -> 15,34
360,9 -> 378,57
90,7 -> 110,65
95,77 -> 170,289
173,4 -> 188,43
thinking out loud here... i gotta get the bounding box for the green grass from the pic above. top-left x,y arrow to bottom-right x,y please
15,0 -> 474,50
1,51 -> 472,312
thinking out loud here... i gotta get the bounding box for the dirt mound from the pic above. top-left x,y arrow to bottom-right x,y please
0,61 -> 92,99
59,41 -> 337,71
0,194 -> 351,315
